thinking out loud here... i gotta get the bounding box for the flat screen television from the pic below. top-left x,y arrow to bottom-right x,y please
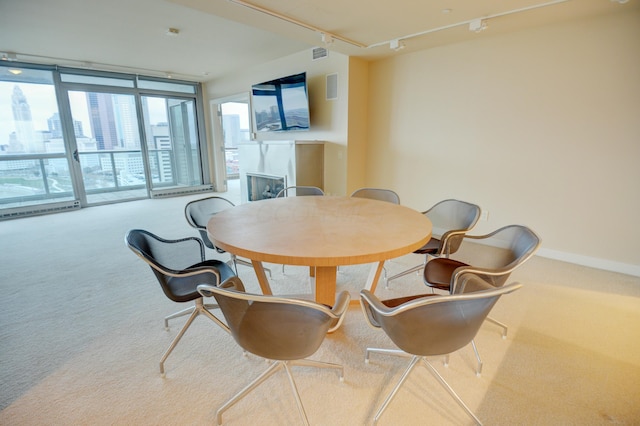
251,72 -> 310,133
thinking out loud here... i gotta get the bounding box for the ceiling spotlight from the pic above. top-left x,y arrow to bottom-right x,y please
469,19 -> 488,33
8,69 -> 22,75
166,27 -> 180,36
321,33 -> 333,45
166,72 -> 173,79
390,39 -> 405,51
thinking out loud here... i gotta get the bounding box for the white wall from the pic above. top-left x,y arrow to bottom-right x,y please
204,49 -> 351,195
366,11 -> 640,274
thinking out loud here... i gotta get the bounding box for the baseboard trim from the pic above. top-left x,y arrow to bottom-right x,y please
537,247 -> 640,277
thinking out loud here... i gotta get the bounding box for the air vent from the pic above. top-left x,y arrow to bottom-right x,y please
0,200 -> 80,220
312,47 -> 328,60
151,185 -> 214,198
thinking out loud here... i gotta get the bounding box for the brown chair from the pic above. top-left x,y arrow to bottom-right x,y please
198,276 -> 350,425
125,229 -> 235,375
423,224 -> 540,374
385,199 -> 481,288
361,278 -> 523,425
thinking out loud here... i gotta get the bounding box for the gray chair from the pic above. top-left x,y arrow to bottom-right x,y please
276,185 -> 324,197
386,199 -> 481,287
198,276 -> 350,426
423,224 -> 540,374
185,196 -> 271,277
360,279 -> 523,425
351,187 -> 400,204
125,229 -> 235,375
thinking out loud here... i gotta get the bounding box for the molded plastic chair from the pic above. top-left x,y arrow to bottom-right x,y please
423,224 -> 540,374
198,276 -> 350,426
276,185 -> 324,197
360,279 -> 523,425
185,196 -> 270,277
351,187 -> 400,204
386,199 -> 481,287
125,229 -> 235,375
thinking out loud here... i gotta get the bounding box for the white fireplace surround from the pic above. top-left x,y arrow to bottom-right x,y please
237,140 -> 324,203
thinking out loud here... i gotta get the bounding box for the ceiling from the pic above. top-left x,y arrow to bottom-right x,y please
0,0 -> 636,82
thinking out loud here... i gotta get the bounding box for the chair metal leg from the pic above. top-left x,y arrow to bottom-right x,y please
365,347 -> 410,363
291,359 -> 344,381
421,358 -> 482,425
159,299 -> 228,376
163,306 -> 195,330
283,362 -> 310,426
471,339 -> 483,376
373,356 -> 421,425
159,308 -> 200,376
486,316 -> 509,338
216,361 -> 284,425
385,263 -> 424,288
215,357 -> 340,425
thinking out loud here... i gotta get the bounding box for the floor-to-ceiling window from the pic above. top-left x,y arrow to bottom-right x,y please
0,67 -> 76,212
0,63 -> 210,218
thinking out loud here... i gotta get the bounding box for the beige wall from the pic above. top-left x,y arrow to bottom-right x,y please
204,49 -> 351,196
366,11 -> 640,274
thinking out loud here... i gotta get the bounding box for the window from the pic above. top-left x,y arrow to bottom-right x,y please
0,63 -> 209,218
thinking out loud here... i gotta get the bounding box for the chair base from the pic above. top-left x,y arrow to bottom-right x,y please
159,298 -> 229,376
385,262 -> 424,288
366,349 -> 482,425
216,358 -> 343,426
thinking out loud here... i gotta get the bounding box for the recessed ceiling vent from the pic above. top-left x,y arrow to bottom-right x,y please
312,47 -> 328,60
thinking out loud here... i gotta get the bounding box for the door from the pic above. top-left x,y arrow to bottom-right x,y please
68,90 -> 147,204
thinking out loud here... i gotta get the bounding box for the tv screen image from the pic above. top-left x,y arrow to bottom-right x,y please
251,72 -> 310,132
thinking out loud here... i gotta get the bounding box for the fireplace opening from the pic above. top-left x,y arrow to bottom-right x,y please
246,173 -> 286,201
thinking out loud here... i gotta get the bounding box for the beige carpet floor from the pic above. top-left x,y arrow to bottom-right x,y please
0,194 -> 639,425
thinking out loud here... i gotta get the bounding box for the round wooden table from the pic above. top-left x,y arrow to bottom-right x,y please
207,196 -> 432,306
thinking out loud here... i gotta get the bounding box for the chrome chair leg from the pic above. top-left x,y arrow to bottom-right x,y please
421,358 -> 482,425
385,263 -> 424,288
291,359 -> 344,381
216,357 -> 342,425
373,356 -> 421,425
471,339 -> 483,376
486,316 -> 509,338
283,363 -> 310,426
216,361 -> 284,425
159,299 -> 228,376
365,347 -> 411,363
163,306 -> 194,330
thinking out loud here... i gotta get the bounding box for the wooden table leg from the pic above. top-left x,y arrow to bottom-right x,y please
365,261 -> 386,295
314,266 -> 337,306
251,260 -> 273,295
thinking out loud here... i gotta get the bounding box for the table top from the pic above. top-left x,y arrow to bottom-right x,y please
207,196 -> 432,267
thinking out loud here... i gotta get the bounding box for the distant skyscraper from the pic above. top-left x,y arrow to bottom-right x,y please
11,85 -> 42,153
48,112 -> 86,138
87,92 -> 117,150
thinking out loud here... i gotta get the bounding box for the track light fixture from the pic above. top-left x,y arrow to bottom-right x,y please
390,39 -> 406,51
469,19 -> 488,33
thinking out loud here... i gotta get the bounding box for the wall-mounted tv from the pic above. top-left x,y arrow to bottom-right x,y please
251,72 -> 310,133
